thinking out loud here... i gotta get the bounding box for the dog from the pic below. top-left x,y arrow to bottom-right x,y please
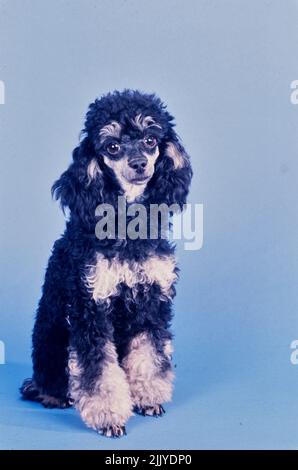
20,89 -> 192,437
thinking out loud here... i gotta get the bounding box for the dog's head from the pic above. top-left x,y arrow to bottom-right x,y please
53,90 -> 192,225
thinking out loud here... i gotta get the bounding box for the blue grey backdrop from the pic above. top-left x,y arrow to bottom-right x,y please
1,0 -> 298,449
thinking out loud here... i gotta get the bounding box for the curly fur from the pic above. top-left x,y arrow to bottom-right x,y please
20,89 -> 192,436
122,333 -> 175,409
68,342 -> 133,432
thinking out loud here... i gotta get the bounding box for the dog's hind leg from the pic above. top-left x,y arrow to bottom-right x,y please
20,245 -> 71,408
20,303 -> 71,408
20,378 -> 70,409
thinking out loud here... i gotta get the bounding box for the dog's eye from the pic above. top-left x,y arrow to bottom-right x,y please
143,136 -> 157,148
106,142 -> 121,155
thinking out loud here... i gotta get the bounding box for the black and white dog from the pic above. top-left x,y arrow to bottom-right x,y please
21,90 -> 192,437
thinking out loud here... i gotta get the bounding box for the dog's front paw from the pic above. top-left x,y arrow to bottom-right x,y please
135,404 -> 165,417
101,425 -> 127,438
69,343 -> 133,435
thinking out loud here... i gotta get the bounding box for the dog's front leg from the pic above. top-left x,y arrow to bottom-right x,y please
122,331 -> 175,417
68,304 -> 133,437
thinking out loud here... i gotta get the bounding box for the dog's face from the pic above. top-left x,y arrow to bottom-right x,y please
96,115 -> 163,201
52,90 -> 192,225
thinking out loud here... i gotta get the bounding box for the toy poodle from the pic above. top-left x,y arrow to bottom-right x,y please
20,89 -> 192,437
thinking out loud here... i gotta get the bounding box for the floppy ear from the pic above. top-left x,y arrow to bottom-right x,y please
52,137 -> 104,227
148,134 -> 192,209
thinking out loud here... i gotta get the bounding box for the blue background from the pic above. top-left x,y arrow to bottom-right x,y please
1,0 -> 298,449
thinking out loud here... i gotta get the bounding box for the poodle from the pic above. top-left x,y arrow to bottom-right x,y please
20,89 -> 192,437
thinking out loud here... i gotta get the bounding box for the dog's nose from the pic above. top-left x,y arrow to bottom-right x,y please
128,157 -> 148,173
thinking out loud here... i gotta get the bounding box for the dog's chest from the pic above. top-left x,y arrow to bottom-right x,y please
85,254 -> 177,303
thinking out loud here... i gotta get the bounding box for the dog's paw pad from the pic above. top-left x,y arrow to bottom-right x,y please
136,404 -> 165,417
101,425 -> 127,438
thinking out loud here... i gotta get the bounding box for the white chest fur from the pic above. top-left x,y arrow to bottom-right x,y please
85,254 -> 177,302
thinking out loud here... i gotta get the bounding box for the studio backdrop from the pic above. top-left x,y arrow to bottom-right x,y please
0,0 -> 298,450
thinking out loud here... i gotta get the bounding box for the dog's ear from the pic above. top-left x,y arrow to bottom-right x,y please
148,133 -> 192,209
52,137 -> 104,225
